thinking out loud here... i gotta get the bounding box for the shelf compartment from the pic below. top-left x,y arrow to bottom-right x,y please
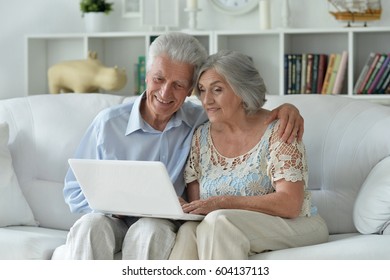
215,32 -> 280,95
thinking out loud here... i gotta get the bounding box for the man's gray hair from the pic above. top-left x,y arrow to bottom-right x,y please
147,32 -> 208,88
195,50 -> 268,115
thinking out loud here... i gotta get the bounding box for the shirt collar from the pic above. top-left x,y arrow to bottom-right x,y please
125,93 -> 191,135
125,94 -> 146,135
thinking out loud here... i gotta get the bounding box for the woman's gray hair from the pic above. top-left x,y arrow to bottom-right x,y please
195,50 -> 268,115
147,32 -> 208,88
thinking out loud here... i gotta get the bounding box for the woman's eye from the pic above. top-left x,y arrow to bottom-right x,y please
213,87 -> 222,94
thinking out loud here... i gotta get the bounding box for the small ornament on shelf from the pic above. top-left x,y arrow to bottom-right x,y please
259,0 -> 271,30
327,0 -> 382,27
185,0 -> 201,30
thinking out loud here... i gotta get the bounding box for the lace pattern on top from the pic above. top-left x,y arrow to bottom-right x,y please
184,120 -> 312,217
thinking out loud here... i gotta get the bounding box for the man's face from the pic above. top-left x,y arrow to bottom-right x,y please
144,55 -> 194,124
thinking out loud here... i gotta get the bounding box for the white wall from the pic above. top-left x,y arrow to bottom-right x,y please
1,0 -> 390,99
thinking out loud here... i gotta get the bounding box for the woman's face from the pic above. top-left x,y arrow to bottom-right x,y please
198,68 -> 244,123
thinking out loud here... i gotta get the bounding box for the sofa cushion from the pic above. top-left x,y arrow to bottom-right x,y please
353,156 -> 390,234
0,226 -> 67,260
250,233 -> 390,260
0,122 -> 36,227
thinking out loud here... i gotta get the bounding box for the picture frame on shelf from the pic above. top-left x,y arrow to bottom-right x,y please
122,0 -> 141,18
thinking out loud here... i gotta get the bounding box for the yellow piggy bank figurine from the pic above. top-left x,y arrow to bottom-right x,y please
48,51 -> 127,94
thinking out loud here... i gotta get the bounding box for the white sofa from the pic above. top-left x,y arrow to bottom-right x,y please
1,93 -> 390,260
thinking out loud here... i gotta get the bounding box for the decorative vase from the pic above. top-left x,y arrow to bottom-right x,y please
84,12 -> 108,32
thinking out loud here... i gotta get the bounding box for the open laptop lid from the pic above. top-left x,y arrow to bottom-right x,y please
68,159 -> 203,221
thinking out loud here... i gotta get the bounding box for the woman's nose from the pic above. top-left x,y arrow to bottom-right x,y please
202,90 -> 213,104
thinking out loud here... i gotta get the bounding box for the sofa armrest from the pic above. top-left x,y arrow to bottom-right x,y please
353,156 -> 390,234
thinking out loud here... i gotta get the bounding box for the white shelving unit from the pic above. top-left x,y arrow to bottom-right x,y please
26,31 -> 213,96
26,28 -> 390,103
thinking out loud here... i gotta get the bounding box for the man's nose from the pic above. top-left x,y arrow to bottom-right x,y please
160,83 -> 172,97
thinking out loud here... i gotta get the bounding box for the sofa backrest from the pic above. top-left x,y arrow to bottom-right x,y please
263,95 -> 390,234
1,93 -> 390,234
0,94 -> 126,230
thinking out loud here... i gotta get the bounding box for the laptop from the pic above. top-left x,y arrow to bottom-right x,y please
68,158 -> 204,221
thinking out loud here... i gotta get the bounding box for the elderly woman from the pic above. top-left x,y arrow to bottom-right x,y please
170,50 -> 329,260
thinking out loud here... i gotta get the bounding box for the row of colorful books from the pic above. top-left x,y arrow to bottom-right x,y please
354,52 -> 390,94
284,52 -> 348,95
134,56 -> 146,95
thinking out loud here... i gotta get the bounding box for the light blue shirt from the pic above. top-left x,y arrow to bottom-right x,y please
64,94 -> 208,213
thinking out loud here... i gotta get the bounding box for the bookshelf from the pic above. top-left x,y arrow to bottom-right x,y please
26,27 -> 390,104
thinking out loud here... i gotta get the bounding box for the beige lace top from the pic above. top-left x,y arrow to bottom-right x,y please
184,120 -> 312,217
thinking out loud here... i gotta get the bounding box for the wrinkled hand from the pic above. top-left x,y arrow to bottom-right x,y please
182,197 -> 222,215
265,103 -> 304,144
178,196 -> 187,206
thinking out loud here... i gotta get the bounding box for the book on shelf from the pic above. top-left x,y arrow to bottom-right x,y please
300,54 -> 307,94
286,54 -> 293,94
332,51 -> 348,94
305,54 -> 314,93
316,54 -> 328,94
291,54 -> 297,94
379,69 -> 390,94
353,52 -> 376,94
284,54 -> 289,95
367,54 -> 390,94
311,54 -> 320,93
137,56 -> 146,95
374,55 -> 390,94
321,53 -> 336,94
356,53 -> 381,94
363,53 -> 386,94
326,53 -> 342,94
295,54 -> 302,94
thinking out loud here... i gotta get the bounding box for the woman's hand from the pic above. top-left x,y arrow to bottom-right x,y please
178,196 -> 188,206
182,179 -> 304,218
265,103 -> 304,144
182,196 -> 225,215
